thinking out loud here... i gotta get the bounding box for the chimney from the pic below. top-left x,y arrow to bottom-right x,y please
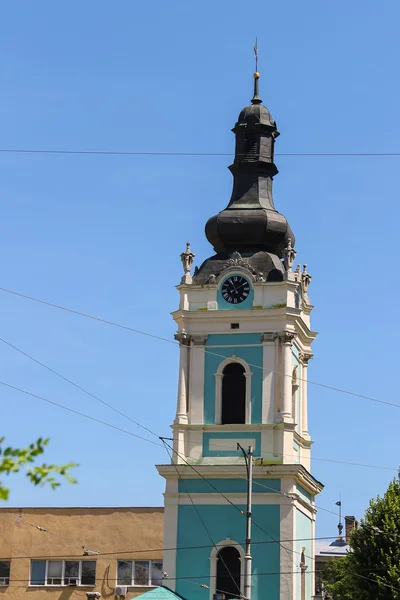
345,516 -> 358,542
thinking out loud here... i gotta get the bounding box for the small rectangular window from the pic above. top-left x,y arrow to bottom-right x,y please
151,562 -> 163,586
47,561 -> 63,585
117,560 -> 163,587
134,561 -> 149,586
230,323 -> 240,330
81,561 -> 96,586
30,560 -> 96,587
31,560 -> 46,585
0,561 -> 10,586
117,560 -> 132,585
64,561 -> 79,585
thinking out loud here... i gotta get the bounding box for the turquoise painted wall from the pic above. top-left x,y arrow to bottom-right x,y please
178,478 -> 281,494
176,504 -> 280,600
216,273 -> 254,310
296,484 -> 312,504
204,334 -> 263,424
295,509 -> 312,600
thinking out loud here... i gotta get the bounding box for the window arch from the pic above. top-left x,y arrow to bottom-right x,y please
214,357 -> 252,425
222,363 -> 246,424
216,547 -> 241,599
209,539 -> 244,600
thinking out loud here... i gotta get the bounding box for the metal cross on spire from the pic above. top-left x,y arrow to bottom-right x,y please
254,37 -> 258,73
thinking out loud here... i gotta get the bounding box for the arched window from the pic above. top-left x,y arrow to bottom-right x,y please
221,363 -> 246,424
216,546 -> 241,599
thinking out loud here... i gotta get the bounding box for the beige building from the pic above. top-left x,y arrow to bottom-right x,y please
0,507 -> 164,599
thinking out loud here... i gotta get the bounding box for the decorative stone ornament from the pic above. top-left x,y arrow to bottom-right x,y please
221,251 -> 258,277
299,352 -> 314,364
283,238 -> 296,272
180,242 -> 195,284
174,331 -> 191,346
301,264 -> 312,292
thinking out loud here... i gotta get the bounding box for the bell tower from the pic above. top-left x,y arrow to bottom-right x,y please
157,69 -> 322,600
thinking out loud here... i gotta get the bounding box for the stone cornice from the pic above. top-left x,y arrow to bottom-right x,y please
157,463 -> 324,495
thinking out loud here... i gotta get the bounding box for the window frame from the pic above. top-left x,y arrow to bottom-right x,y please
215,357 -> 252,425
0,560 -> 10,586
116,559 -> 163,587
30,560 -> 96,587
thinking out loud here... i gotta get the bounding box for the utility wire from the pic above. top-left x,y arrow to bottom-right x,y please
2,284 -> 400,414
0,374 -> 367,524
4,536 -> 338,560
0,380 -> 163,449
1,325 -> 395,475
0,335 -> 160,441
162,440 -> 242,597
1,148 -> 400,157
162,440 -> 311,562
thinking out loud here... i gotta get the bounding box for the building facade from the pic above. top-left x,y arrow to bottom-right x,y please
158,72 -> 323,600
0,506 -> 163,599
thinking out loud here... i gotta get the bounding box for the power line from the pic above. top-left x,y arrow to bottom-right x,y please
2,284 -> 399,475
1,148 -> 400,157
0,320 -> 395,475
162,440 -> 242,597
0,375 -> 365,523
2,284 -> 400,414
0,380 -> 163,449
0,335 -> 160,441
4,536 -> 338,560
162,440 -> 311,562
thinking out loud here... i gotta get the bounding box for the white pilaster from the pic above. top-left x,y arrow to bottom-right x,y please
261,333 -> 277,423
299,353 -> 313,439
174,332 -> 191,425
280,331 -> 296,422
189,335 -> 208,424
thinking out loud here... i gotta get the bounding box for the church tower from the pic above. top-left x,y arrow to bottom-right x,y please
157,70 -> 322,600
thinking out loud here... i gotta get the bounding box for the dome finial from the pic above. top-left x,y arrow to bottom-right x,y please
252,38 -> 262,104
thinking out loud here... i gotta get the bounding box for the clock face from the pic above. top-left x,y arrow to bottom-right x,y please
221,275 -> 251,305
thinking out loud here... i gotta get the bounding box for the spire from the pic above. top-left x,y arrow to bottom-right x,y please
252,39 -> 262,105
204,61 -> 294,257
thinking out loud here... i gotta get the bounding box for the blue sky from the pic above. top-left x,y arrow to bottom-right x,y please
1,0 -> 400,542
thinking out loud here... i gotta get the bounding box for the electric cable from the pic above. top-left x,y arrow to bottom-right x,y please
2,284 -> 400,414
162,440 -> 242,597
0,148 -> 400,157
162,440 -> 311,562
2,536 -> 339,560
0,335 -> 160,441
0,328 -> 395,475
0,380 -> 163,449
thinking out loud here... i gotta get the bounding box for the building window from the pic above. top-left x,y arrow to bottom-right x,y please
30,560 -> 96,586
216,546 -> 241,599
215,358 -> 252,425
221,363 -> 246,424
117,560 -> 163,587
0,561 -> 10,586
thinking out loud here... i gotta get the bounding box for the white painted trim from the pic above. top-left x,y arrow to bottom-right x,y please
209,538 -> 245,600
214,356 -> 253,425
163,492 -> 178,591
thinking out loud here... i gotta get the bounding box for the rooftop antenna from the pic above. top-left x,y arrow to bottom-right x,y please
336,496 -> 343,540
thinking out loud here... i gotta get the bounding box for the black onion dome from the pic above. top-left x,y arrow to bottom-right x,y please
237,102 -> 276,128
195,72 -> 295,283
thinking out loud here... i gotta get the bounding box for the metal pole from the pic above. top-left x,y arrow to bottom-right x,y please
238,444 -> 253,600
